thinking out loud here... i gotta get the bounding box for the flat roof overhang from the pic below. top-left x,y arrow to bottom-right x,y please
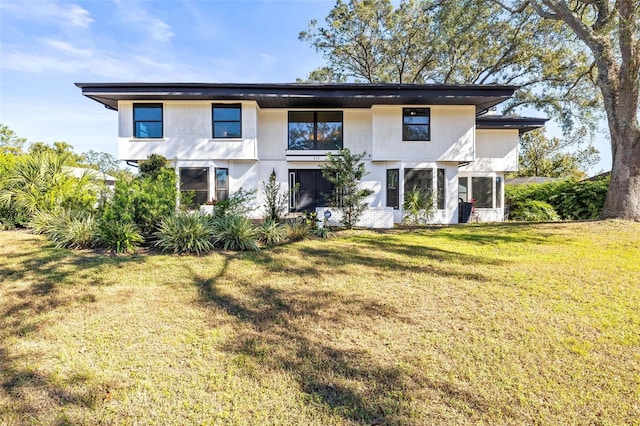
75,82 -> 518,113
476,115 -> 548,134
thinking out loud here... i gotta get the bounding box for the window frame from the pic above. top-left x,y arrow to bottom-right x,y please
386,169 -> 400,209
212,103 -> 242,139
402,108 -> 430,142
404,168 -> 434,203
288,111 -> 343,150
437,168 -> 445,210
471,176 -> 494,208
133,103 -> 163,139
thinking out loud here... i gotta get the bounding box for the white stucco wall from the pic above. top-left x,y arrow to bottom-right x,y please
371,105 -> 475,162
462,129 -> 519,172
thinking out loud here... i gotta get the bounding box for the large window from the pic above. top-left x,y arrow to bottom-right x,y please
288,111 -> 343,150
180,168 -> 208,208
386,169 -> 399,209
404,168 -> 433,200
215,168 -> 229,201
472,177 -> 493,208
213,104 -> 242,138
134,103 -> 163,138
402,108 -> 430,141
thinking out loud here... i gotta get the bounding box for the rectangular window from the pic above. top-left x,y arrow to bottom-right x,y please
134,103 -> 163,138
437,168 -> 445,210
402,108 -> 430,141
472,177 -> 493,208
458,177 -> 468,202
180,168 -> 208,208
215,168 -> 229,201
496,176 -> 502,209
386,169 -> 399,209
288,111 -> 343,150
213,104 -> 242,138
404,168 -> 433,200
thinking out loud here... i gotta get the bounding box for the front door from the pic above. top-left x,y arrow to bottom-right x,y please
289,169 -> 333,212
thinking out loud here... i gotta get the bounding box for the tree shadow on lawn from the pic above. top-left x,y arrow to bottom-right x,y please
190,250 -> 499,424
0,238 -> 143,422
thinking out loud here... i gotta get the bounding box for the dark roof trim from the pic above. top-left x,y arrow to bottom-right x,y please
476,115 -> 548,134
75,82 -> 518,112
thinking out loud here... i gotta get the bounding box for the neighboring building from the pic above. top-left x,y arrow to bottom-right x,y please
76,83 -> 546,227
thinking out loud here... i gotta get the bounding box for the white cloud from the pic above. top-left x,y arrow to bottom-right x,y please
0,1 -> 93,28
115,1 -> 174,42
42,38 -> 92,57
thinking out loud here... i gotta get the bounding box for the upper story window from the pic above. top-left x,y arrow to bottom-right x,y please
403,108 -> 430,141
134,103 -> 163,138
288,111 -> 343,150
212,104 -> 242,138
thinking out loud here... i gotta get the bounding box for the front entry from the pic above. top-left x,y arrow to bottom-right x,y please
289,169 -> 333,212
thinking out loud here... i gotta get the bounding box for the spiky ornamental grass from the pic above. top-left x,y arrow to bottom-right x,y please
153,212 -> 215,255
258,219 -> 288,246
211,214 -> 259,251
97,219 -> 144,254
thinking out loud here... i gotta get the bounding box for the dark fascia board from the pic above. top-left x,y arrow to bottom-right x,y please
476,115 -> 548,134
75,82 -> 518,112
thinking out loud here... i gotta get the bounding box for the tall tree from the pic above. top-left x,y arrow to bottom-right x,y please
0,124 -> 27,155
497,1 -> 639,219
517,129 -> 600,179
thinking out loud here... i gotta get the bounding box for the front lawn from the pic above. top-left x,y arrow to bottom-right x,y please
1,221 -> 639,425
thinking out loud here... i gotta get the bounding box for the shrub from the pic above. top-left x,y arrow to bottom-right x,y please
213,188 -> 257,218
258,219 -> 288,246
211,214 -> 259,251
505,177 -> 609,220
32,209 -> 98,249
98,220 -> 144,254
153,212 -> 215,255
286,218 -> 310,242
510,200 -> 560,222
262,171 -> 289,222
402,186 -> 436,226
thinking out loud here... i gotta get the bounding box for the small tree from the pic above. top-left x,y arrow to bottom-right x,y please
262,170 -> 289,222
321,148 -> 373,228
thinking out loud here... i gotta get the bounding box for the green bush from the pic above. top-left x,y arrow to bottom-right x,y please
211,214 -> 259,251
402,186 -> 435,226
505,178 -> 609,220
258,219 -> 288,246
510,200 -> 560,222
213,188 -> 257,218
98,220 -> 144,254
100,167 -> 177,239
31,209 -> 98,249
153,212 -> 215,255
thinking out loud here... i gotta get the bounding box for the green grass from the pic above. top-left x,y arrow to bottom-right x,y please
1,221 -> 639,425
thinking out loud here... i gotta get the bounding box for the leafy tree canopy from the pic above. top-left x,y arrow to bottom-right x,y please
0,123 -> 27,155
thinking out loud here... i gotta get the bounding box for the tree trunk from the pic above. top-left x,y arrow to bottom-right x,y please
601,127 -> 640,221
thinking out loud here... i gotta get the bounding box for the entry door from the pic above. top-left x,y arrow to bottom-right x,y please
289,170 -> 333,212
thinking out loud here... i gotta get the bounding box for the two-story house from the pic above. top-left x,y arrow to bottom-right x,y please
76,83 -> 546,227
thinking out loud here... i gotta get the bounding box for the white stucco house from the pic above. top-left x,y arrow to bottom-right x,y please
76,83 -> 546,228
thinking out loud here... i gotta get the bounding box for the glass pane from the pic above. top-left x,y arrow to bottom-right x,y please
496,176 -> 502,208
180,168 -> 208,190
317,111 -> 342,123
289,111 -> 314,123
134,105 -> 162,121
135,121 -> 162,138
214,122 -> 241,138
437,168 -> 445,209
215,168 -> 228,190
472,177 -> 493,208
316,121 -> 342,150
387,169 -> 399,209
288,122 -> 314,150
458,177 -> 468,202
404,168 -> 433,198
403,125 -> 429,141
403,108 -> 429,123
213,106 -> 241,121
403,115 -> 429,125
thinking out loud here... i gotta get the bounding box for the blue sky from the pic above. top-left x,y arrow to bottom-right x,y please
0,0 -> 610,173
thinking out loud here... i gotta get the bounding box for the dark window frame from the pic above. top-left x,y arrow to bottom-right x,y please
133,103 -> 163,139
402,108 -> 430,141
288,111 -> 343,150
212,104 -> 242,139
404,168 -> 434,203
437,168 -> 445,210
472,176 -> 494,208
215,168 -> 229,201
